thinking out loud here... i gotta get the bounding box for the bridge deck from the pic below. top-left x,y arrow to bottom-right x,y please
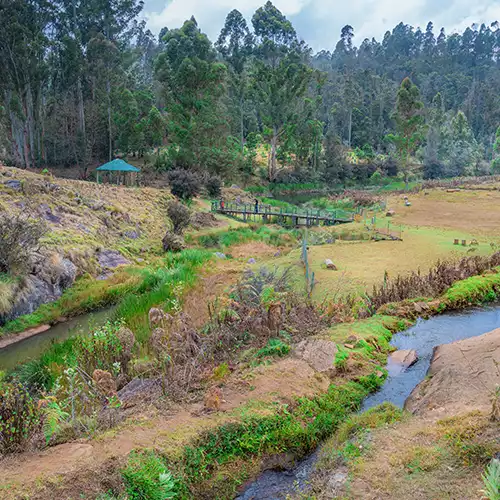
211,201 -> 356,226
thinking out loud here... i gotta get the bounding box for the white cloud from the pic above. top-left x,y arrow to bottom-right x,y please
144,0 -> 312,39
143,0 -> 500,51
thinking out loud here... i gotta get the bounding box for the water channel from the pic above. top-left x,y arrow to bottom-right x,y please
236,305 -> 500,500
0,307 -> 114,371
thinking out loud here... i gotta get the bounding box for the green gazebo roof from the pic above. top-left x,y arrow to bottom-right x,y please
96,159 -> 141,172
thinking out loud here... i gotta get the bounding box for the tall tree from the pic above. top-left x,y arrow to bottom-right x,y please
386,77 -> 426,186
251,1 -> 312,180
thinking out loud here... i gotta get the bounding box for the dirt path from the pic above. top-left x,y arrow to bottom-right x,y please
0,356 -> 328,499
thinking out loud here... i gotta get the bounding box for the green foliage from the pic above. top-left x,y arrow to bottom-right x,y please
256,338 -> 290,358
73,320 -> 124,374
482,459 -> 500,500
206,175 -> 222,198
122,451 -> 177,500
42,400 -> 70,444
191,225 -> 298,249
334,347 -> 349,371
213,362 -> 231,381
0,381 -> 40,454
386,77 -> 426,184
167,170 -> 201,201
167,201 -> 191,235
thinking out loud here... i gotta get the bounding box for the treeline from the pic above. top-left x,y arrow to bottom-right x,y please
0,0 -> 499,184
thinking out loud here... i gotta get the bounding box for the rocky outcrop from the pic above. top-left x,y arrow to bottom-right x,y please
406,328 -> 500,416
0,256 -> 77,324
96,249 -> 129,269
294,339 -> 338,374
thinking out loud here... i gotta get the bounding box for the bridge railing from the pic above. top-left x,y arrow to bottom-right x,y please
211,201 -> 355,221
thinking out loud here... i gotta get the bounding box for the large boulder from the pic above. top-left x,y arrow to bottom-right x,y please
0,256 -> 77,324
406,329 -> 500,416
294,339 -> 338,374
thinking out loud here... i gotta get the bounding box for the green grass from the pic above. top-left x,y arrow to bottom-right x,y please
186,225 -> 299,249
1,250 -> 212,338
120,373 -> 386,499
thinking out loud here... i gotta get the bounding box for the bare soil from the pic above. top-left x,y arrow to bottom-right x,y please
0,357 -> 328,499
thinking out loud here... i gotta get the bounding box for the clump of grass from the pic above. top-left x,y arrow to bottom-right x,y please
334,348 -> 349,371
213,362 -> 230,381
189,225 -> 298,250
122,451 -> 177,500
256,338 -> 291,358
482,458 -> 500,500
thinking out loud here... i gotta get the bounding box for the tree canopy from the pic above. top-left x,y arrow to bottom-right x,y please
1,2 -> 500,185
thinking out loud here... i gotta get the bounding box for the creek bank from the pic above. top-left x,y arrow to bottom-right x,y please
237,305 -> 500,499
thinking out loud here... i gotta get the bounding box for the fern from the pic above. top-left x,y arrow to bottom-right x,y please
482,459 -> 500,500
43,401 -> 69,443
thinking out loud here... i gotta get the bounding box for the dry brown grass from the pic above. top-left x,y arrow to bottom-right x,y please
388,188 -> 500,236
332,411 -> 497,500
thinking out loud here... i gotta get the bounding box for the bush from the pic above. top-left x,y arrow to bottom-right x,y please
0,212 -> 47,275
0,381 -> 40,454
73,321 -> 124,375
167,201 -> 191,235
167,169 -> 201,201
206,175 -> 222,198
256,338 -> 290,358
122,451 -> 177,500
162,231 -> 185,253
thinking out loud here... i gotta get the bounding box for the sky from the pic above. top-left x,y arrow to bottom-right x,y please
142,0 -> 500,52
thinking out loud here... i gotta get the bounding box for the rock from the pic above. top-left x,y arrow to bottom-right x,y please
295,339 -> 338,374
0,257 -> 77,324
117,378 -> 160,408
76,223 -> 91,234
274,251 -> 281,257
123,230 -> 139,239
346,335 -> 359,344
92,369 -> 117,397
376,370 -> 385,378
4,179 -> 21,191
325,259 -> 337,270
215,252 -> 226,259
413,301 -> 429,313
406,329 -> 500,416
37,203 -> 62,224
387,349 -> 418,374
326,467 -> 349,494
248,258 -> 257,264
386,209 -> 396,217
96,249 -> 129,269
344,343 -> 355,349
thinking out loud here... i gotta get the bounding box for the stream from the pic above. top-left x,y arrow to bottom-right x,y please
0,307 -> 114,372
236,305 -> 500,500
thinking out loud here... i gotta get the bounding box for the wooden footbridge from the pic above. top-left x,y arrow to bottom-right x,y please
211,201 -> 355,226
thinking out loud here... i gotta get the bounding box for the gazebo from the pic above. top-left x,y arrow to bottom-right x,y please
96,159 -> 141,186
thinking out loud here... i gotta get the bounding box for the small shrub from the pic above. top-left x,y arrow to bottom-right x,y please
73,320 -> 124,375
0,381 -> 40,454
256,338 -> 291,358
206,175 -> 222,198
162,231 -> 185,253
122,451 -> 177,500
0,212 -> 47,276
168,169 -> 201,201
213,362 -> 230,380
167,201 -> 191,235
334,348 -> 349,371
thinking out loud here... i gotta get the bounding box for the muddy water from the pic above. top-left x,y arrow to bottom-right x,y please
0,307 -> 114,371
236,305 -> 500,500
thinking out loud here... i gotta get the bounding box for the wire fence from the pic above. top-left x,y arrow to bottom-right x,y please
301,229 -> 315,297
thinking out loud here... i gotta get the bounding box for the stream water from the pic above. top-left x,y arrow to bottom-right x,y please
236,305 -> 500,500
0,307 -> 114,372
